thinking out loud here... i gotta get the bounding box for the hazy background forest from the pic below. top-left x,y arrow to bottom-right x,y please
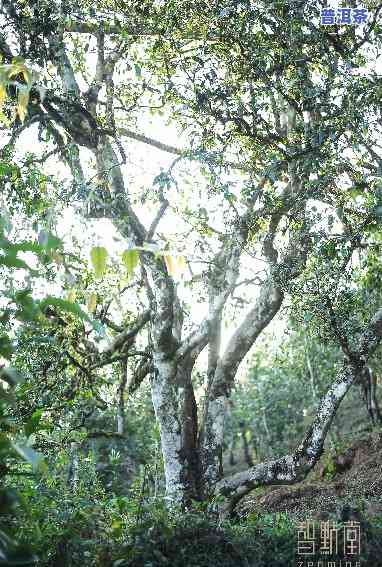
1,1 -> 382,566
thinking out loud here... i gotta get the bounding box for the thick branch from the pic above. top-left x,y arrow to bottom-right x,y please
48,33 -> 81,96
114,128 -> 253,171
147,198 -> 169,240
85,31 -> 105,114
118,128 -> 184,155
211,281 -> 283,399
211,212 -> 309,398
127,358 -> 153,394
102,310 -> 150,355
177,236 -> 243,362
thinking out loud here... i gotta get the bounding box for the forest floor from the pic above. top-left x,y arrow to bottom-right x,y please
17,432 -> 382,566
237,430 -> 382,521
121,432 -> 382,567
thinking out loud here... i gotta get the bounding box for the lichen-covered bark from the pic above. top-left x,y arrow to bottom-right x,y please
150,352 -> 200,503
150,356 -> 183,500
48,34 -> 199,504
215,362 -> 355,513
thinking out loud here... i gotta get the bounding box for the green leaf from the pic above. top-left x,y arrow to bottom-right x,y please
121,249 -> 139,278
0,83 -> 6,115
90,246 -> 108,279
13,290 -> 38,322
164,255 -> 175,275
0,255 -> 33,271
66,289 -> 76,303
39,296 -> 92,323
24,410 -> 43,437
17,85 -> 30,123
37,231 -> 62,252
87,292 -> 97,313
163,255 -> 186,277
2,240 -> 41,255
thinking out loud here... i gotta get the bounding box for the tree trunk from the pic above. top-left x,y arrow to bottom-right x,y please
200,281 -> 283,492
359,366 -> 382,426
150,353 -> 201,505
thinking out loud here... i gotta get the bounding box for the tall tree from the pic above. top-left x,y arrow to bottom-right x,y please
1,0 -> 382,512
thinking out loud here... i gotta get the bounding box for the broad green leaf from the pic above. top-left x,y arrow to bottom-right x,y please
121,249 -> 139,278
163,255 -> 186,277
90,246 -> 108,279
0,84 -> 6,113
3,241 -> 41,255
87,292 -> 97,313
164,255 -> 175,275
0,255 -> 33,271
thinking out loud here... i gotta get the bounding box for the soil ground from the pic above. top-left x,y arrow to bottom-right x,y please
236,430 -> 382,522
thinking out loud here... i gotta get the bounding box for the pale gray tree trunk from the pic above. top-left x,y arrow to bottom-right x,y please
200,281 -> 283,489
150,358 -> 199,503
